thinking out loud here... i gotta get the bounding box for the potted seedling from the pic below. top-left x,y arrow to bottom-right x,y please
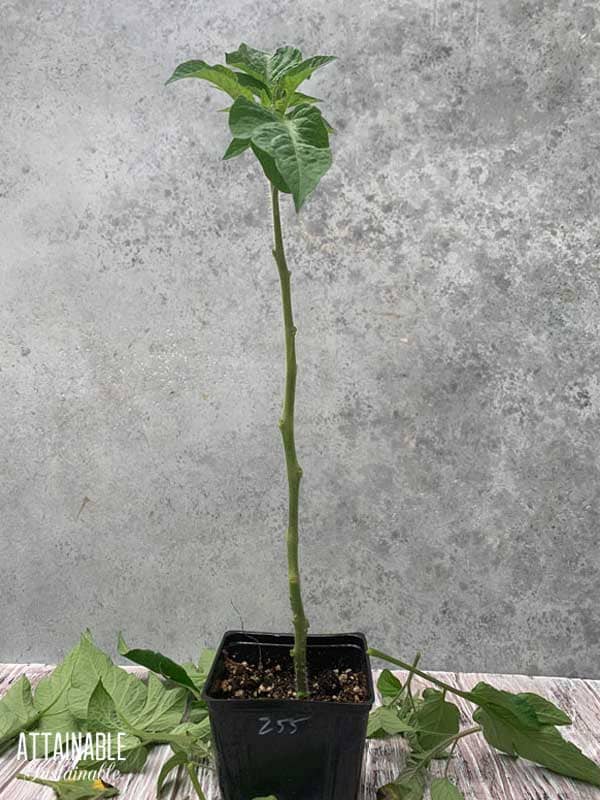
166,44 -> 374,800
1,37 -> 600,800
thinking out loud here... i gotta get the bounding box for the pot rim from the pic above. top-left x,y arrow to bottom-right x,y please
202,629 -> 375,707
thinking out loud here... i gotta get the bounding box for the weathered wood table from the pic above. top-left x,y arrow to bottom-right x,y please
1,664 -> 599,799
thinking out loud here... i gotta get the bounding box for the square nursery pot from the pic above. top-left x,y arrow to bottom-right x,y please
202,630 -> 375,800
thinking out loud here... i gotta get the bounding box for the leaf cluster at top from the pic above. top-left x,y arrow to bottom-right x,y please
166,43 -> 336,211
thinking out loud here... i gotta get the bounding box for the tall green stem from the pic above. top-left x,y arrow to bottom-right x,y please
270,184 -> 309,698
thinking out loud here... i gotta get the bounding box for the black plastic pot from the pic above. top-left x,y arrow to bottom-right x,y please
202,630 -> 374,800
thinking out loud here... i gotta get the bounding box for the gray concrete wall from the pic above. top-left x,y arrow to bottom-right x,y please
2,0 -> 599,677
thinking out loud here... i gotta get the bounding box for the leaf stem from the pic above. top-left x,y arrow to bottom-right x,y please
186,763 -> 207,800
419,726 -> 482,769
403,652 -> 421,713
444,738 -> 460,778
367,649 -> 473,701
271,184 -> 309,698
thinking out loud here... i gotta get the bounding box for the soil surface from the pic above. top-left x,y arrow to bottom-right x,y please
214,652 -> 369,702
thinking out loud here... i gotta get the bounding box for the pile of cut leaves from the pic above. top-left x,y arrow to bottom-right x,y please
366,648 -> 600,799
1,636 -> 599,800
0,631 -> 215,799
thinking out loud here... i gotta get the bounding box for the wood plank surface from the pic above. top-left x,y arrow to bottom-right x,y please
1,664 -> 599,799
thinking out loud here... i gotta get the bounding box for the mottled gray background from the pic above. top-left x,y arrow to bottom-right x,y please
1,0 -> 599,677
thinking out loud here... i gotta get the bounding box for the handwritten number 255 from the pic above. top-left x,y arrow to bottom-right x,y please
258,716 -> 311,735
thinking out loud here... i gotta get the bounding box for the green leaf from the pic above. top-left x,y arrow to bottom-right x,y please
377,771 -> 425,800
157,751 -> 188,796
16,773 -> 118,799
377,669 -> 403,703
228,98 -> 279,138
67,635 -> 186,734
0,676 -> 38,747
287,91 -> 322,106
252,104 -> 331,210
223,139 -> 250,160
321,116 -> 335,134
414,689 -> 460,752
67,635 -> 140,720
517,692 -> 572,726
268,46 -> 303,83
40,635 -> 186,772
468,683 -> 541,731
281,55 -> 336,94
198,649 -> 215,676
226,44 -> 272,82
229,98 -> 331,210
226,44 -> 303,86
165,61 -> 253,101
166,727 -> 211,763
26,633 -> 96,754
86,682 -> 124,733
430,777 -> 464,800
78,677 -> 188,773
227,99 -> 291,190
367,706 -> 415,739
114,672 -> 185,733
180,648 -> 216,698
198,648 -> 215,677
77,741 -> 149,775
3,633 -> 206,776
117,634 -> 200,697
85,678 -> 198,748
118,744 -> 149,772
234,72 -> 271,99
473,707 -> 600,785
250,144 -> 291,193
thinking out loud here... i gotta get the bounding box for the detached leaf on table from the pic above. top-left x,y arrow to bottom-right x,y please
16,773 -> 118,799
467,683 -> 540,730
367,706 -> 415,739
23,631 -> 110,756
118,634 -> 200,697
377,770 -> 425,800
516,692 -> 572,726
182,648 -> 215,694
377,669 -> 403,704
473,705 -> 600,786
76,673 -> 188,773
26,635 -> 91,754
86,674 -> 185,735
430,777 -> 464,800
414,689 -> 460,752
157,751 -> 188,796
0,676 -> 39,748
